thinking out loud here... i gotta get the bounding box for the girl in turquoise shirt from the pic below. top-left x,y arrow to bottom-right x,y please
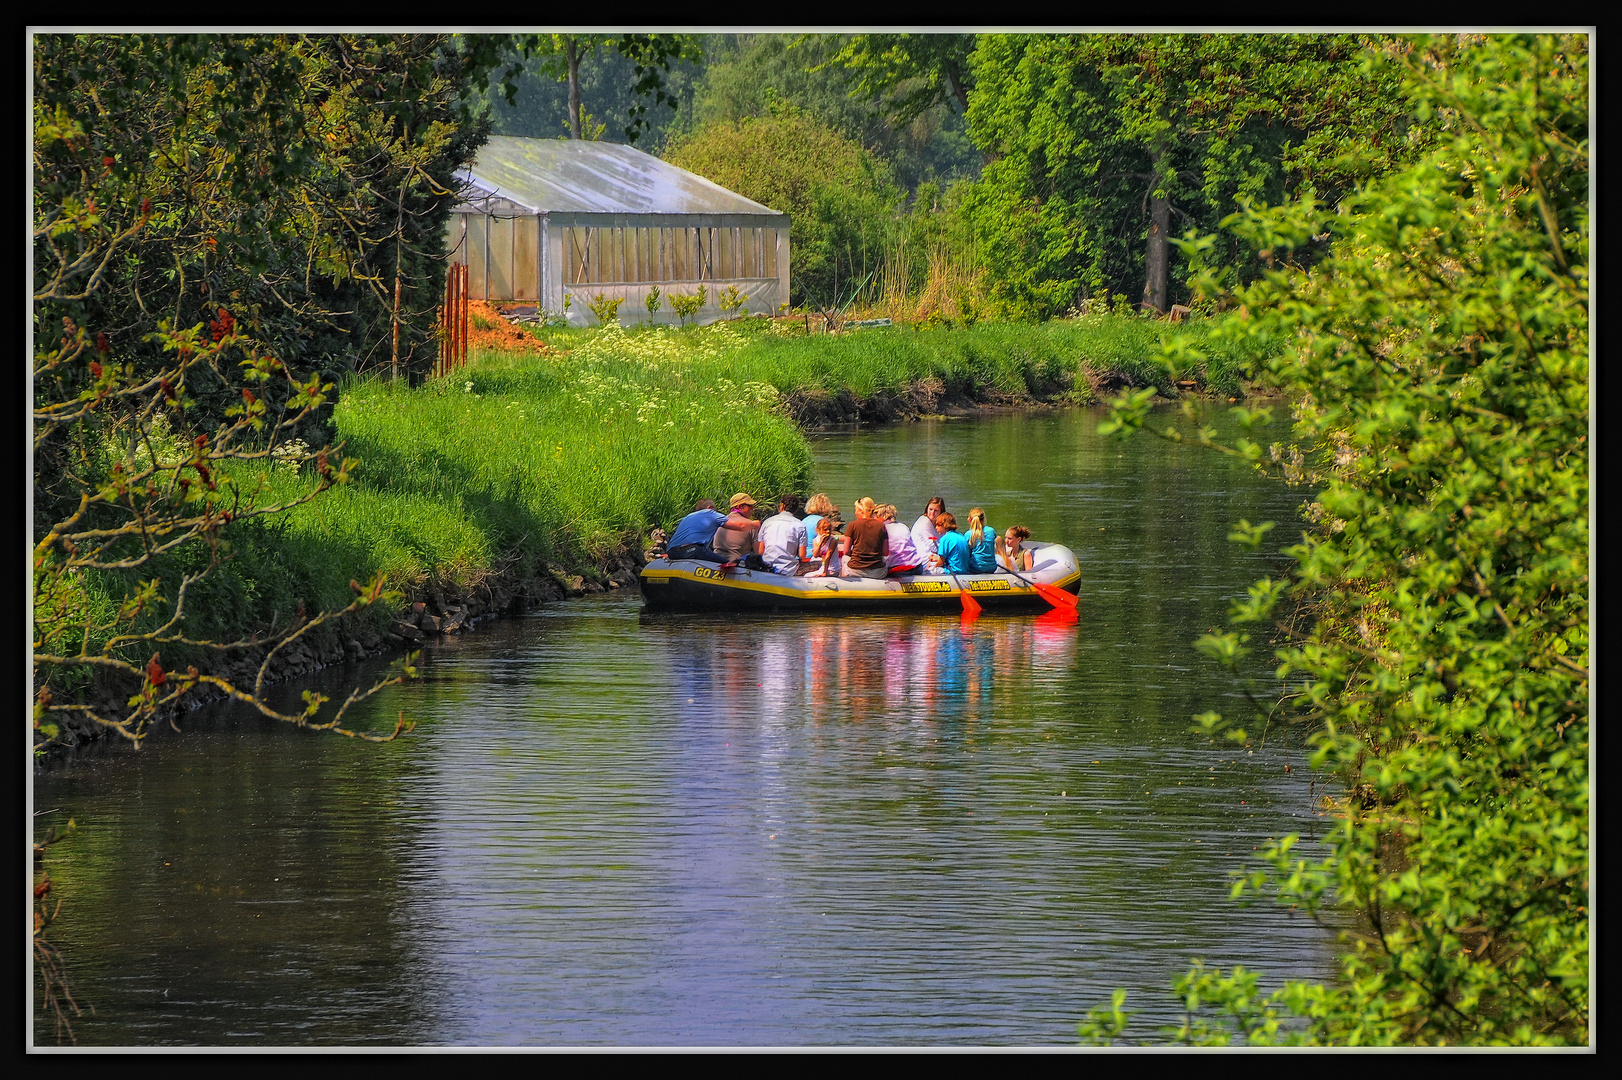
965,507 -> 998,573
930,512 -> 973,574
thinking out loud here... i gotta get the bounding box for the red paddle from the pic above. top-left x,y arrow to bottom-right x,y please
1000,546 -> 1079,609
952,574 -> 982,616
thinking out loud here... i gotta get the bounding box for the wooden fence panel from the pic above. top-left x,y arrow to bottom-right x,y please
438,262 -> 470,378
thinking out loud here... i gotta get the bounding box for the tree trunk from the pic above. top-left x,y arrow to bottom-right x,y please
945,64 -> 970,116
566,39 -> 582,140
947,63 -> 1000,166
391,275 -> 401,379
1141,145 -> 1171,313
391,175 -> 406,381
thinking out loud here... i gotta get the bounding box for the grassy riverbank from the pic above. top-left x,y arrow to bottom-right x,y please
49,314 -> 1273,731
531,312 -> 1271,408
291,312 -> 1265,596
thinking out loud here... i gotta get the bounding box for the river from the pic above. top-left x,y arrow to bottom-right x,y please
33,404 -> 1336,1046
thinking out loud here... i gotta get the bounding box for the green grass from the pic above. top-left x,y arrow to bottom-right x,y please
121,327 -> 814,646
54,314 -> 1272,665
532,312 -> 1271,402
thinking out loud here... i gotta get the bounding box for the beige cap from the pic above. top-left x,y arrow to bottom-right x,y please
729,492 -> 756,510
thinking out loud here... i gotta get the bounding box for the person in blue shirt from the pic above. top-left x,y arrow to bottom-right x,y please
665,499 -> 753,563
928,511 -> 973,575
965,507 -> 998,573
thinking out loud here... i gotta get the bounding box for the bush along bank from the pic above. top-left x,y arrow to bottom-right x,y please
38,314 -> 1269,752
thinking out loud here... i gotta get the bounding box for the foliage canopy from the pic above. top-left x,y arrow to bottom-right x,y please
664,108 -> 901,310
30,33 -> 498,746
1088,32 -> 1589,1045
966,34 -> 1427,318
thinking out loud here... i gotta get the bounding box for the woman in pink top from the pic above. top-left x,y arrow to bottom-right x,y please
878,504 -> 923,575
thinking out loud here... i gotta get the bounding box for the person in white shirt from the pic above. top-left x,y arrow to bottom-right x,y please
911,497 -> 946,574
878,504 -> 924,575
755,494 -> 809,575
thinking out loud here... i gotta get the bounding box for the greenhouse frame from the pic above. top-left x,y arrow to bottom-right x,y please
446,136 -> 791,326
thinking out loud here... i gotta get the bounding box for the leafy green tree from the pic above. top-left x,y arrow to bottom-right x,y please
663,108 -> 901,310
33,33 -> 490,439
1088,32 -> 1588,1045
966,34 -> 1423,317
482,33 -> 705,144
30,32 -> 533,1040
32,33 -> 495,746
688,34 -> 980,192
818,33 -> 979,148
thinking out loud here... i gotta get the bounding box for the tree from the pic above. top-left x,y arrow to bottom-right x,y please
663,107 -> 900,310
30,33 -> 497,747
30,33 -> 541,1042
32,32 -> 492,438
821,33 -> 976,121
687,34 -> 980,193
966,34 -> 1424,316
493,33 -> 704,143
1087,33 -> 1588,1045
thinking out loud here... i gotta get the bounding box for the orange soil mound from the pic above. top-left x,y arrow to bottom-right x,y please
468,299 -> 552,353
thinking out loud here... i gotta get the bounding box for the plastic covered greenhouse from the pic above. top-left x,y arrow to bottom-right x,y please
446,136 -> 791,326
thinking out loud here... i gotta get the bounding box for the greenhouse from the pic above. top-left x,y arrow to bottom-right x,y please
446,136 -> 792,326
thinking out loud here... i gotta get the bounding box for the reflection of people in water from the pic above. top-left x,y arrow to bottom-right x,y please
676,612 -> 1082,740
963,615 -> 997,713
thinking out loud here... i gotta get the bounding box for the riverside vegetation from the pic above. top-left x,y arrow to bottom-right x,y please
35,30 -> 1586,1049
40,310 -> 1261,750
1083,34 -> 1588,1045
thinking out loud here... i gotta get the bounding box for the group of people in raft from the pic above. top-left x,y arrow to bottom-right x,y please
663,493 -> 1037,579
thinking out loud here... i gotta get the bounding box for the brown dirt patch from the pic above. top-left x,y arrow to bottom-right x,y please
468,299 -> 553,354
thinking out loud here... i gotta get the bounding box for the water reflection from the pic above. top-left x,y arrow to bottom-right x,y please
36,405 -> 1333,1046
665,612 -> 1080,730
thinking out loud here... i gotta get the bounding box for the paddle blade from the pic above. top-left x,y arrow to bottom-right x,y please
1034,582 -> 1079,609
960,588 -> 983,616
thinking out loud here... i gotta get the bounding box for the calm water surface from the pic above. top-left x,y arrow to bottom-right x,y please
35,405 -> 1334,1046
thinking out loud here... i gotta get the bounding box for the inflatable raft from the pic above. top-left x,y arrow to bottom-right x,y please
640,541 -> 1082,614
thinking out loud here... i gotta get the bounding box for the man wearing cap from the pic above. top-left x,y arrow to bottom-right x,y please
711,493 -> 762,564
666,498 -> 755,563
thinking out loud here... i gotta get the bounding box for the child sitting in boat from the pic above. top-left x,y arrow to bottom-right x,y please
806,517 -> 841,577
911,498 -> 944,567
965,508 -> 999,573
801,493 -> 836,552
929,512 -> 972,575
839,497 -> 891,579
998,525 -> 1034,572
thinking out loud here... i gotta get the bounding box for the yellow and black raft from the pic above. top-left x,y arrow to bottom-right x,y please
639,542 -> 1082,614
